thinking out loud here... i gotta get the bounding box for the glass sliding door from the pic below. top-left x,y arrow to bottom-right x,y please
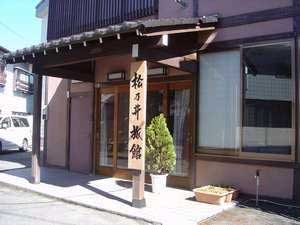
97,82 -> 193,187
147,89 -> 164,125
169,87 -> 191,177
117,91 -> 129,168
99,92 -> 114,167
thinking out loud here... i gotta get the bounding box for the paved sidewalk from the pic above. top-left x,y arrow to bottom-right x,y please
0,167 -> 235,225
0,186 -> 150,225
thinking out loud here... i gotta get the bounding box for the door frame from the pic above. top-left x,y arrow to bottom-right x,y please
94,79 -> 194,188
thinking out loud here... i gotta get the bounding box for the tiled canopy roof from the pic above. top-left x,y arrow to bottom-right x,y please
2,16 -> 218,62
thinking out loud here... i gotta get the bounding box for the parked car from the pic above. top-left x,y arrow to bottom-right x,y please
0,115 -> 32,152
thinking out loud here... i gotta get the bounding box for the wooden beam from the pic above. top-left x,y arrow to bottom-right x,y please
31,72 -> 42,184
141,27 -> 214,37
39,67 -> 95,82
138,48 -> 197,73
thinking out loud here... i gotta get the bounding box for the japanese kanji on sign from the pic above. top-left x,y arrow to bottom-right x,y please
128,61 -> 147,170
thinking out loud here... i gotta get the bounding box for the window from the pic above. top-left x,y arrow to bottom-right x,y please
242,42 -> 294,156
11,117 -> 29,127
11,117 -> 21,127
14,67 -> 34,94
1,117 -> 11,128
198,50 -> 241,153
0,62 -> 6,86
18,118 -> 29,127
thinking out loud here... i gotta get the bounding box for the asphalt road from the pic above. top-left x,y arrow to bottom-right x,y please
0,150 -> 31,171
0,185 -> 151,225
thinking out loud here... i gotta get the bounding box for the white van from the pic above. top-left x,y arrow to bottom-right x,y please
0,115 -> 32,152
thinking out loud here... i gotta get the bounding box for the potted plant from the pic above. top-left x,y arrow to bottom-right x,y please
193,185 -> 238,205
146,114 -> 176,194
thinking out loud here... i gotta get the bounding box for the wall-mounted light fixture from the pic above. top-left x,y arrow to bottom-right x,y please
107,71 -> 126,81
148,67 -> 167,76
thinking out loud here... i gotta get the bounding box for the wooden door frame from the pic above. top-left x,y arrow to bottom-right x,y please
94,79 -> 194,188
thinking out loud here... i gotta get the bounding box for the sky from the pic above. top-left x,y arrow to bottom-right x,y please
0,0 -> 41,52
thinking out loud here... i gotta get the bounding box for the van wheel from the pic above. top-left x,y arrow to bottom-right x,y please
19,139 -> 28,152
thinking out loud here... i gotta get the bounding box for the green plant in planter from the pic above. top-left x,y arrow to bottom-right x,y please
145,114 -> 176,175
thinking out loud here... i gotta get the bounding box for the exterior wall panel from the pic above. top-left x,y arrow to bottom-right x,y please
159,0 -> 194,19
198,0 -> 293,17
214,18 -> 293,42
71,82 -> 94,93
69,94 -> 93,174
46,78 -> 68,167
196,160 -> 294,199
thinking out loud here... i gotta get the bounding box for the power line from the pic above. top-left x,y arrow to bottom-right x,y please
0,20 -> 30,43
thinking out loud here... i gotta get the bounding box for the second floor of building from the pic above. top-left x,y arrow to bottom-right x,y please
36,0 -> 299,41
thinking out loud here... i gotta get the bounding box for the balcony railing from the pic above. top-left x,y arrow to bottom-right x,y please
47,0 -> 159,40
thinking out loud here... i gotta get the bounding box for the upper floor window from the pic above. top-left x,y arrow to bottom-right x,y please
14,67 -> 34,95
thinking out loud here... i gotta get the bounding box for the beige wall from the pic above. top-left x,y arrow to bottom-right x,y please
196,160 -> 294,199
46,77 -> 68,167
95,54 -> 190,82
95,55 -> 132,82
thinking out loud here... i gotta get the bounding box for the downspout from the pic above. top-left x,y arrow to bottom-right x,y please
193,0 -> 198,17
65,79 -> 71,170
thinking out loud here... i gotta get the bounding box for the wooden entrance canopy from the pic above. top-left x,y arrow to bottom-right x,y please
2,16 -> 218,80
1,16 -> 218,185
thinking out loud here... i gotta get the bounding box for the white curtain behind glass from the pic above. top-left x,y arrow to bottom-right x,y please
198,50 -> 241,149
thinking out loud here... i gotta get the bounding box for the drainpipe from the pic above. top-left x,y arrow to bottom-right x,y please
193,0 -> 198,17
254,169 -> 261,206
65,79 -> 71,170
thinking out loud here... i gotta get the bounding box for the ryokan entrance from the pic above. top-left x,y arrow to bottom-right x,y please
96,80 -> 193,188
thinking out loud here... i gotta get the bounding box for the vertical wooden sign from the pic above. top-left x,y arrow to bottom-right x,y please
128,61 -> 147,170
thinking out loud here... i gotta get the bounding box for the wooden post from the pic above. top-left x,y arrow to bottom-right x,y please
128,61 -> 147,208
31,73 -> 42,184
132,170 -> 146,208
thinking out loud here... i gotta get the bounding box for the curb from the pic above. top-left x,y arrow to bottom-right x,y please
0,181 -> 162,225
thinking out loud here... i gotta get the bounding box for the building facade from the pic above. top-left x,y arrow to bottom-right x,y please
0,47 -> 33,116
9,0 -> 300,200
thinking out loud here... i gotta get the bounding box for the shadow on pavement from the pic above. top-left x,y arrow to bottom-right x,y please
238,194 -> 300,221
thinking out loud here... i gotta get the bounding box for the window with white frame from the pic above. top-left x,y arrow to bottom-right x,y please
198,50 -> 241,152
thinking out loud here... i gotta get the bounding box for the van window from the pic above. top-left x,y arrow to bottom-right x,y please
11,117 -> 21,127
18,118 -> 29,127
1,117 -> 11,128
